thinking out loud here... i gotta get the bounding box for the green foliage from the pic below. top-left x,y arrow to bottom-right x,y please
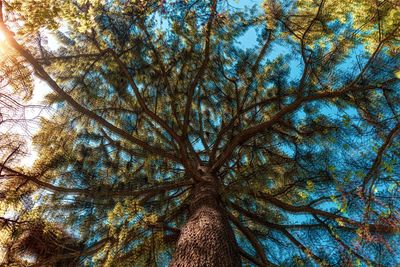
0,51 -> 34,100
1,0 -> 399,266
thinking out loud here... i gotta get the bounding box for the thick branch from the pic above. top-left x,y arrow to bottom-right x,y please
238,247 -> 263,267
230,202 -> 329,266
0,164 -> 192,198
211,82 -> 392,172
0,21 -> 179,163
256,191 -> 400,234
228,212 -> 274,267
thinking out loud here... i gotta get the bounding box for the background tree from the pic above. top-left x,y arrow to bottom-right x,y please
0,0 -> 399,266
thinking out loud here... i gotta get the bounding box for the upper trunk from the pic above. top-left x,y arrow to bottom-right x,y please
170,179 -> 241,267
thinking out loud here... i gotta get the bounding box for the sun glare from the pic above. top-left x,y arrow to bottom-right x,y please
0,30 -> 5,41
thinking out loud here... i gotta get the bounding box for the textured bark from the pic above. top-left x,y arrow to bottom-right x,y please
170,179 -> 241,267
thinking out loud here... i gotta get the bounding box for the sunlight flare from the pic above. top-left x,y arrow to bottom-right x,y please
0,30 -> 5,41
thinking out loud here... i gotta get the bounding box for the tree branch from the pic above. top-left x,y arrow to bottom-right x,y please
0,164 -> 192,198
211,81 -> 393,172
362,122 -> 400,192
228,212 -> 275,267
0,20 -> 179,163
229,202 -> 329,266
255,191 -> 400,234
183,0 -> 217,137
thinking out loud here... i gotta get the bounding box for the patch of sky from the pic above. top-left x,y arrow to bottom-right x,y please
334,44 -> 367,86
227,0 -> 263,9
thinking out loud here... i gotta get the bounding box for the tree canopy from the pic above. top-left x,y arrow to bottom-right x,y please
0,0 -> 399,266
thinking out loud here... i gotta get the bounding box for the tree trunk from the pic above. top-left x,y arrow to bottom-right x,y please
170,180 -> 241,267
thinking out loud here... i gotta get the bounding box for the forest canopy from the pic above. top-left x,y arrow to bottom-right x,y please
0,0 -> 399,266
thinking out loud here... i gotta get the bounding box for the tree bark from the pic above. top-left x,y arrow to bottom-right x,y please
170,180 -> 241,267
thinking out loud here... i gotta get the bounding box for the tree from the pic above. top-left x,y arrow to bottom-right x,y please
0,0 -> 399,266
